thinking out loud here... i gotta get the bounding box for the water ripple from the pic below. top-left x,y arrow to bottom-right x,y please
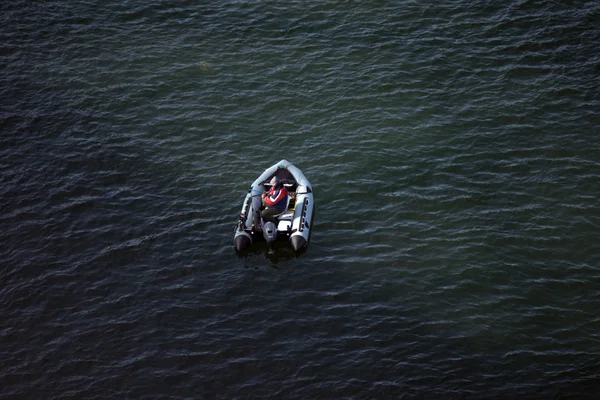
2,0 -> 600,398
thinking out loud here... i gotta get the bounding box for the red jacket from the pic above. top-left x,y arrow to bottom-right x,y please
264,187 -> 289,212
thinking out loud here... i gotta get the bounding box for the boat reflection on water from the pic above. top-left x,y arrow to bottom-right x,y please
236,239 -> 308,266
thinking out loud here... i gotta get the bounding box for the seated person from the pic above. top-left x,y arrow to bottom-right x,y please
261,176 -> 289,223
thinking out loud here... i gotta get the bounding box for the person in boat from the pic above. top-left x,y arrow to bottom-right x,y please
261,176 -> 289,223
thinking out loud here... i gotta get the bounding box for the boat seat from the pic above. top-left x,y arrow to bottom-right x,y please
276,209 -> 294,232
275,198 -> 294,231
278,210 -> 294,221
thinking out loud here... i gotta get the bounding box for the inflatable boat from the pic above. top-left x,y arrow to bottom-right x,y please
234,160 -> 315,252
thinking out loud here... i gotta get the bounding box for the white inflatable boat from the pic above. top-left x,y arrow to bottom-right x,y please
234,160 -> 315,252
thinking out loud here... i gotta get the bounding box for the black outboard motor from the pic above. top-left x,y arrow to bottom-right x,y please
262,221 -> 278,243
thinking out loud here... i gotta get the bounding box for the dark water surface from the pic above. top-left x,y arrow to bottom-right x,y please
2,1 -> 600,398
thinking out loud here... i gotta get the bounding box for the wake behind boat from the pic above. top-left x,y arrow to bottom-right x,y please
234,160 -> 315,252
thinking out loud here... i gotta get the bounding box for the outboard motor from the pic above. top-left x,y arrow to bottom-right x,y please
262,221 -> 278,243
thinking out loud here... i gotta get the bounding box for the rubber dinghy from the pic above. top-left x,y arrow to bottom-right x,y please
234,160 -> 315,252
